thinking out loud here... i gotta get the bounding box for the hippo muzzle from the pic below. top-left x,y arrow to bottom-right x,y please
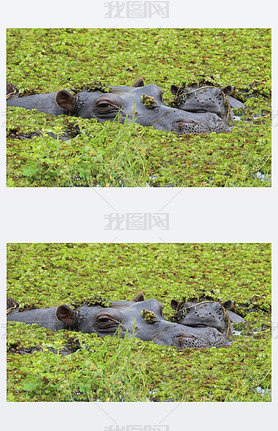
149,320 -> 230,349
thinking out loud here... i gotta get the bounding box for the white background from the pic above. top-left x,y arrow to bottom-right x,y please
0,1 -> 277,429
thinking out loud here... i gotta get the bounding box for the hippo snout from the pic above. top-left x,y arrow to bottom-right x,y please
172,332 -> 201,349
173,118 -> 202,134
171,326 -> 231,349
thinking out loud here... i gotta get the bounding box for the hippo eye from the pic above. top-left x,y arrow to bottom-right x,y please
96,101 -> 119,111
98,316 -> 111,323
98,102 -> 111,109
96,312 -> 121,328
96,96 -> 122,113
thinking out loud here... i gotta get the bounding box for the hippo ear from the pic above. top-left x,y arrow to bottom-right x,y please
221,85 -> 233,96
221,300 -> 233,310
133,293 -> 145,302
133,78 -> 145,87
56,305 -> 77,328
226,95 -> 245,110
171,299 -> 179,310
170,84 -> 180,95
56,90 -> 77,113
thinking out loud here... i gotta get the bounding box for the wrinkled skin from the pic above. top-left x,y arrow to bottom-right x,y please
7,79 -> 230,135
7,294 -> 230,349
171,299 -> 245,335
171,83 -> 245,120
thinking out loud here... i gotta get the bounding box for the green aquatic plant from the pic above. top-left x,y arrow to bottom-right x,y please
71,81 -> 112,94
71,296 -> 112,308
140,94 -> 157,109
140,309 -> 157,323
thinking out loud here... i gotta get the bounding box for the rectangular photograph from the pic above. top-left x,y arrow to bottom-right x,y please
7,243 -> 271,402
6,28 -> 271,187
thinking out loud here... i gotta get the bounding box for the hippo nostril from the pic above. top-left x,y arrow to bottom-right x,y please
178,334 -> 195,345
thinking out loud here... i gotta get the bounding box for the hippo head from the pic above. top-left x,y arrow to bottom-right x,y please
171,84 -> 233,121
55,292 -> 145,335
171,299 -> 233,337
54,78 -> 154,122
54,295 -> 165,339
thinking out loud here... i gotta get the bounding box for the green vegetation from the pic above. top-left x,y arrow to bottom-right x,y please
6,28 -> 271,187
7,243 -> 271,401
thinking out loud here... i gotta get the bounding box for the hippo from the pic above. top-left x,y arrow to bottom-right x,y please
171,83 -> 245,121
171,299 -> 245,336
7,79 -> 230,135
7,294 -> 231,349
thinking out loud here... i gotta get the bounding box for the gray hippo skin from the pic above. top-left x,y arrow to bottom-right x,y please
171,84 -> 245,120
7,79 -> 229,135
7,294 -> 230,349
171,299 -> 245,336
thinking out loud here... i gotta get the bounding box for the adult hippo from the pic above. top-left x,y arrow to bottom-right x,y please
171,298 -> 245,336
170,83 -> 245,121
7,294 -> 231,349
7,79 -> 230,135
